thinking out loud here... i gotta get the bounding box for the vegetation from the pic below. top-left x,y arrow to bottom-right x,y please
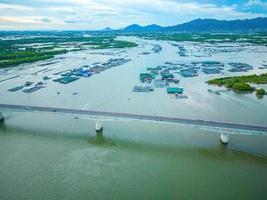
208,73 -> 267,97
0,35 -> 137,48
232,82 -> 253,91
208,73 -> 267,86
256,88 -> 266,97
93,40 -> 137,49
0,33 -> 137,68
0,49 -> 68,68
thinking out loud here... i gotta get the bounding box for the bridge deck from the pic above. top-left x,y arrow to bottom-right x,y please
0,104 -> 267,133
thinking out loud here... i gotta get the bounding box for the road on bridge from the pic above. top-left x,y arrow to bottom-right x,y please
0,103 -> 267,133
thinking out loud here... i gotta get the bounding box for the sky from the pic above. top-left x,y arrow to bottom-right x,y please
0,0 -> 267,30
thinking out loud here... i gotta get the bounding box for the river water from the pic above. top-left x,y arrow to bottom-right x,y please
0,37 -> 267,199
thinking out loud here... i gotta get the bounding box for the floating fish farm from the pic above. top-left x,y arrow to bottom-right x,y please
228,63 -> 253,72
53,58 -> 131,84
8,81 -> 46,93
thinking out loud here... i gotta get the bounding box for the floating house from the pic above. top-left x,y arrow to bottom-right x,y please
179,70 -> 198,77
228,63 -> 253,72
140,73 -> 154,83
133,86 -> 154,93
23,85 -> 45,93
146,67 -> 155,71
202,67 -> 222,74
178,46 -> 188,57
72,68 -> 92,77
154,79 -> 168,88
167,87 -> 184,94
202,61 -> 222,65
161,73 -> 174,80
161,73 -> 179,83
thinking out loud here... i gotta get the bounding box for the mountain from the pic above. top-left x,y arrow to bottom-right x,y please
123,24 -> 163,31
121,17 -> 267,32
164,17 -> 267,32
143,24 -> 163,31
102,27 -> 112,31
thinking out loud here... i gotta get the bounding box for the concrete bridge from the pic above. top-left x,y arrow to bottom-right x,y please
0,103 -> 267,144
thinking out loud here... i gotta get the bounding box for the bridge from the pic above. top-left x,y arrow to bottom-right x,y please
0,103 -> 267,144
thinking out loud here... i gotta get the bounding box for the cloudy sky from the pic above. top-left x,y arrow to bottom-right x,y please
0,0 -> 267,30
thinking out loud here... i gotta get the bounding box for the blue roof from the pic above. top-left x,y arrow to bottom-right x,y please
167,87 -> 184,94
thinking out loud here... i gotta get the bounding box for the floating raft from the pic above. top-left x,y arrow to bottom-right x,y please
53,76 -> 79,84
8,86 -> 24,92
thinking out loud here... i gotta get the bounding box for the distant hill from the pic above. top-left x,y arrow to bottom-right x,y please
102,27 -> 112,31
165,17 -> 267,31
122,17 -> 267,32
123,24 -> 163,31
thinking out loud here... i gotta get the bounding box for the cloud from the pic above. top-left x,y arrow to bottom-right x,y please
246,0 -> 267,7
0,2 -> 32,11
0,0 -> 266,30
243,0 -> 267,13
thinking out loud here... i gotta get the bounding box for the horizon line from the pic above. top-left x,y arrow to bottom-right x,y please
0,16 -> 266,32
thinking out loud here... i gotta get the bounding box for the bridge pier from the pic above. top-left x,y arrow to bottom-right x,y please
220,133 -> 230,145
0,112 -> 4,121
95,119 -> 103,133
